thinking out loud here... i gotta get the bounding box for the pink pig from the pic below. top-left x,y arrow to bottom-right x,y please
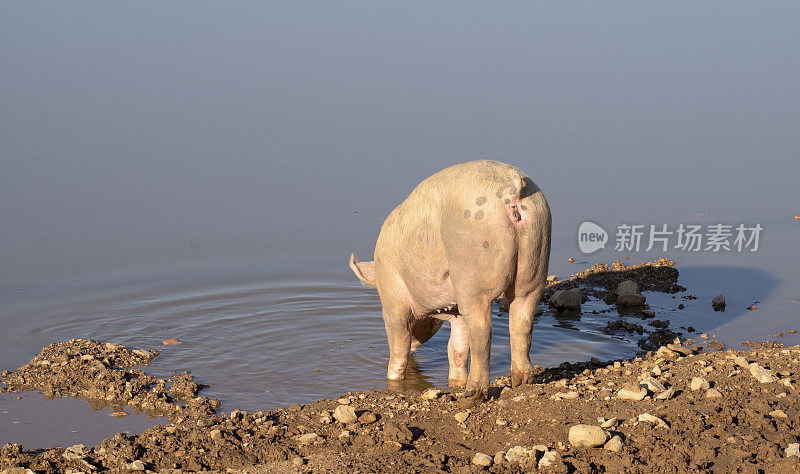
350,160 -> 551,406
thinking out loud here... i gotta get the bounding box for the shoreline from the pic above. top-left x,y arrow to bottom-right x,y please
2,336 -> 800,472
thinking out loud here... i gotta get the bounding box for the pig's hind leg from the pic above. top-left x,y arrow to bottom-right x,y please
382,302 -> 414,380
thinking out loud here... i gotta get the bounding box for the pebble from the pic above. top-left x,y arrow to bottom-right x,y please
292,456 -> 305,466
162,338 -> 181,346
549,288 -> 583,311
504,445 -> 537,463
769,409 -> 788,418
358,411 -> 377,424
471,452 -> 493,467
209,429 -> 222,441
493,452 -> 505,465
734,356 -> 749,368
705,388 -> 722,398
604,435 -> 623,453
125,460 -> 145,471
690,377 -> 710,391
337,397 -> 351,405
641,377 -> 666,393
712,294 -> 726,310
618,384 -> 648,401
614,280 -> 639,296
298,433 -> 319,444
288,403 -> 302,412
600,417 -> 618,428
638,413 -> 669,429
421,388 -> 441,400
333,405 -> 357,424
786,443 -> 800,458
655,387 -> 676,400
454,411 -> 470,423
568,424 -> 610,448
748,363 -> 777,383
616,293 -> 646,306
538,450 -> 561,468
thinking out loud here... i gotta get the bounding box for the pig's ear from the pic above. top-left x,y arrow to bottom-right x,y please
349,253 -> 376,287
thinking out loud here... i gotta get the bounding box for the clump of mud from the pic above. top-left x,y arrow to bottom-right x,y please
545,258 -> 684,301
0,339 -> 216,417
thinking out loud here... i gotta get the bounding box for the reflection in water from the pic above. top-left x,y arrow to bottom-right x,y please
386,355 -> 435,393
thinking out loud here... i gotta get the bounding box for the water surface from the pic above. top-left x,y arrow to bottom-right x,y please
1,1 -> 799,446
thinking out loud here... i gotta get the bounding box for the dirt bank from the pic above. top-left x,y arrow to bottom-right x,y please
2,260 -> 799,472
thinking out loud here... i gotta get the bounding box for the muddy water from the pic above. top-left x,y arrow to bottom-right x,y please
2,1 -> 800,447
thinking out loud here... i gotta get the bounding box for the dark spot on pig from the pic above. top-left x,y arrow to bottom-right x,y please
476,196 -> 487,206
482,241 -> 490,248
509,187 -> 516,195
512,210 -> 521,220
520,204 -> 527,210
504,198 -> 510,204
463,209 -> 471,219
474,210 -> 484,220
495,188 -> 505,198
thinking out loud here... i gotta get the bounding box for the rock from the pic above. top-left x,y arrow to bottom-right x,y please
358,411 -> 377,424
600,417 -> 618,428
334,404 -> 357,424
162,338 -> 181,345
421,388 -> 441,400
288,403 -> 302,412
494,452 -> 506,465
547,275 -> 558,282
209,429 -> 222,441
734,356 -> 750,368
641,377 -> 666,393
655,387 -> 675,400
706,388 -> 722,398
504,446 -> 537,463
604,435 -> 623,453
337,397 -> 351,405
298,433 -> 319,444
384,440 -> 403,452
618,383 -> 648,400
538,450 -> 562,469
656,346 -> 679,359
690,377 -> 710,391
549,288 -> 583,311
292,456 -> 305,466
616,293 -> 647,307
786,443 -> 800,458
712,294 -> 726,310
638,413 -> 669,429
749,363 -> 777,383
454,411 -> 470,423
472,452 -> 493,467
614,280 -> 640,296
125,460 -> 145,471
568,424 -> 610,448
770,409 -> 788,418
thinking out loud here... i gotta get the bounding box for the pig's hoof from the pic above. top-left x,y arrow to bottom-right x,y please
460,389 -> 485,408
510,369 -> 534,388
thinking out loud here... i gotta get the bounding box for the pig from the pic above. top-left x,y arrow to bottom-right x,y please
349,160 -> 551,406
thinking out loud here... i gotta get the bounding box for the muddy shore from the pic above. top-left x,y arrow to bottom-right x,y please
2,261 -> 800,473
